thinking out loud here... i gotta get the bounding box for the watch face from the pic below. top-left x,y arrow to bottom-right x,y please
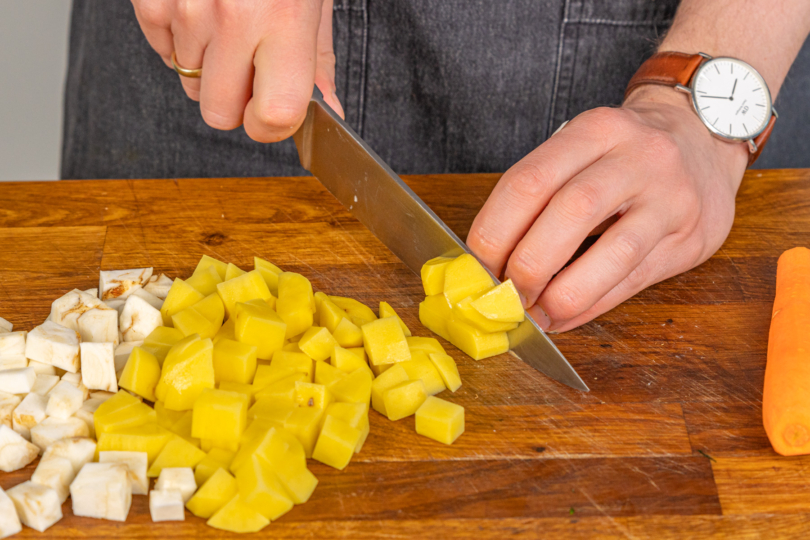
691,57 -> 772,141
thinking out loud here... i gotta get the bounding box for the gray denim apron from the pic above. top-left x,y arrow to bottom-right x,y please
61,0 -> 810,180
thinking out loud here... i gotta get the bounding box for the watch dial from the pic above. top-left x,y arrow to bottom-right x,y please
692,58 -> 771,140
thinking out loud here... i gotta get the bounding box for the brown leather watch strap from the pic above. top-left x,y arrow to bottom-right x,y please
624,52 -> 705,100
748,114 -> 776,166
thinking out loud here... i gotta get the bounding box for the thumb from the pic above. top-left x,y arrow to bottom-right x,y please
314,0 -> 344,118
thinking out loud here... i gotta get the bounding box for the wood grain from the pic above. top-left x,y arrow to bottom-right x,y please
0,169 -> 808,538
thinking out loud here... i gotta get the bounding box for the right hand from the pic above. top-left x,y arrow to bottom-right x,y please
130,0 -> 343,142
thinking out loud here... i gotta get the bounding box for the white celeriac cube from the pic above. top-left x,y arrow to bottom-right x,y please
50,289 -> 104,331
133,287 -> 164,310
30,417 -> 89,452
144,274 -> 173,299
0,367 -> 35,395
60,372 -> 90,400
41,437 -> 96,474
77,307 -> 119,345
0,425 -> 39,472
113,341 -> 142,374
12,392 -> 47,439
149,489 -> 185,522
84,288 -> 99,298
99,451 -> 149,495
0,393 -> 21,430
99,268 -> 153,301
0,318 -> 11,334
46,380 -> 84,420
31,456 -> 74,503
70,462 -> 132,522
6,481 -> 62,532
104,299 -> 126,316
0,487 -> 22,539
120,295 -> 163,342
80,342 -> 117,392
154,467 -> 196,502
0,331 -> 27,370
25,321 -> 81,373
28,360 -> 57,376
73,398 -> 104,438
89,391 -> 114,402
30,374 -> 60,396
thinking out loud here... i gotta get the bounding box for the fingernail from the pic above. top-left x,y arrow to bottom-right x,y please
518,291 -> 529,310
527,305 -> 552,331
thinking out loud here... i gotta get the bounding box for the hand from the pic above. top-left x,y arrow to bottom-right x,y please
467,85 -> 749,332
130,0 -> 343,142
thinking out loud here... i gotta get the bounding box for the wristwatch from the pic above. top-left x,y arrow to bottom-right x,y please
625,52 -> 777,166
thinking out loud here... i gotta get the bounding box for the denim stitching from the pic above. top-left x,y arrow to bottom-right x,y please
357,0 -> 368,136
568,18 -> 673,26
547,0 -> 571,139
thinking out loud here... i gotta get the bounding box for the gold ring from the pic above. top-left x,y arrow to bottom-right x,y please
171,52 -> 202,78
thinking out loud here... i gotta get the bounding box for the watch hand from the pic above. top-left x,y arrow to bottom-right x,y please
701,95 -> 731,99
731,79 -> 738,98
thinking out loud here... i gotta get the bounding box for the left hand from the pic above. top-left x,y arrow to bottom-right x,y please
467,85 -> 749,332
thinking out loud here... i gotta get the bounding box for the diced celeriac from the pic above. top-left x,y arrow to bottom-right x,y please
25,321 -> 81,373
46,380 -> 84,419
71,462 -> 132,522
149,489 -> 185,522
30,417 -> 89,452
0,425 -> 39,472
12,392 -> 47,439
73,398 -> 104,438
0,318 -> 11,334
99,451 -> 149,495
31,456 -> 74,503
50,289 -> 104,331
28,360 -> 57,376
144,274 -> 173,299
89,391 -> 115,402
0,367 -> 35,394
99,268 -> 153,301
80,342 -> 117,392
84,288 -> 99,298
40,437 -> 96,474
120,295 -> 163,342
0,486 -> 22,539
60,372 -> 90,400
0,331 -> 27,370
6,481 -> 62,532
155,467 -> 196,502
77,307 -> 119,345
30,374 -> 60,396
0,393 -> 21,430
104,298 -> 126,315
133,288 -> 164,310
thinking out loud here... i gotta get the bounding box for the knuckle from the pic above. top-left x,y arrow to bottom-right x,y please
645,130 -> 682,163
579,107 -> 623,134
502,162 -> 555,202
545,282 -> 587,322
135,0 -> 170,27
555,181 -> 602,224
466,226 -> 501,262
608,229 -> 647,268
174,0 -> 202,26
623,262 -> 650,292
508,248 -> 547,285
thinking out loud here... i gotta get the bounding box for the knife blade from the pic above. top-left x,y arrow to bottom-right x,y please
293,91 -> 589,392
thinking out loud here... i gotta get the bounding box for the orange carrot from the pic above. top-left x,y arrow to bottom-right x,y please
764,247 -> 810,456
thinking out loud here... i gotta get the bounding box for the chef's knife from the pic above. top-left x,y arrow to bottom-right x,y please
293,90 -> 589,392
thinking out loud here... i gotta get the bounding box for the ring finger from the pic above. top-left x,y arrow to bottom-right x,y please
171,10 -> 210,101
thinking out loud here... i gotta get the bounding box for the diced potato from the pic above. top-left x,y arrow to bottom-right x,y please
420,256 -> 454,296
185,265 -> 223,296
248,398 -> 295,426
94,391 -> 155,436
149,489 -> 185,522
234,301 -> 286,360
155,467 -> 197,502
331,346 -> 366,373
454,295 -> 519,333
415,396 -> 464,444
313,361 -> 346,389
213,338 -> 257,385
370,364 -> 409,417
298,326 -> 337,362
442,254 -> 494,305
325,402 -> 370,453
268,351 -> 314,381
218,382 -> 257,405
294,382 -> 332,410
348,347 -> 367,362
406,336 -> 446,355
217,270 -> 273,318
187,467 -> 238,519
207,494 -> 269,533
282,341 -> 303,353
99,451 -> 149,495
470,278 -> 525,323
362,317 -> 411,366
330,368 -> 373,405
235,455 -> 294,521
398,352 -> 446,395
118,347 -> 161,401
428,353 -> 462,392
96,423 -> 172,465
167,410 -> 200,447
191,389 -> 249,451
418,294 -> 454,342
155,400 -> 186,430
224,263 -> 246,281
147,437 -> 207,477
447,319 -> 509,360
194,447 -> 235,487
141,326 -> 185,366
332,317 -> 364,348
7,481 -> 62,531
312,415 -> 361,470
270,457 -> 318,504
155,335 -> 215,411
329,296 -> 377,327
193,254 -> 228,281
0,486 -> 22,538
379,301 -> 412,337
254,373 -> 307,402
160,278 -> 205,326
317,298 -> 347,333
172,294 -> 225,340
276,273 -> 315,338
213,317 -> 236,344
254,257 -> 283,296
383,380 -> 427,421
283,407 -> 324,457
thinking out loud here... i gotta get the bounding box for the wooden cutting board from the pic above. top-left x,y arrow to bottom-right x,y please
0,170 -> 808,538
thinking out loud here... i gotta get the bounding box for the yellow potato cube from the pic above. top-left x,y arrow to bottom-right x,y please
207,494 -> 269,533
298,326 -> 337,362
325,402 -> 369,453
370,364 -> 409,416
233,301 -> 286,360
118,347 -> 161,401
194,447 -> 235,487
383,379 -> 427,421
147,436 -> 207,477
185,265 -> 223,296
406,336 -> 446,356
218,381 -> 257,404
331,346 -> 366,373
94,390 -> 156,436
231,426 -> 297,475
420,256 -> 454,295
312,415 -> 361,470
96,423 -> 173,464
418,294 -> 454,341
370,363 -> 393,377
269,351 -> 314,380
282,341 -> 303,353
443,253 -> 495,305
415,396 -> 464,444
212,338 -> 257,385
160,278 -> 205,326
142,326 -> 185,366
362,316 -> 411,366
454,295 -> 519,333
270,458 -> 318,504
155,335 -> 215,410
254,373 -> 307,401
167,409 -> 200,447
332,317 -> 364,348
224,263 -> 247,281
294,381 -> 332,409
329,296 -> 377,327
398,352 -> 446,395
236,455 -> 294,521
447,319 -> 509,360
187,466 -> 238,519
191,389 -> 249,450
155,401 -> 186,430
276,272 -> 315,338
379,301 -> 412,336
330,368 -> 373,405
314,361 -> 346,388
213,316 -> 237,343
428,353 -> 462,392
348,347 -> 367,362
172,293 -> 225,340
254,257 -> 283,296
216,270 -> 273,318
317,298 -> 347,333
193,254 -> 228,280
248,398 -> 295,426
283,407 -> 324,457
470,278 -> 525,323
